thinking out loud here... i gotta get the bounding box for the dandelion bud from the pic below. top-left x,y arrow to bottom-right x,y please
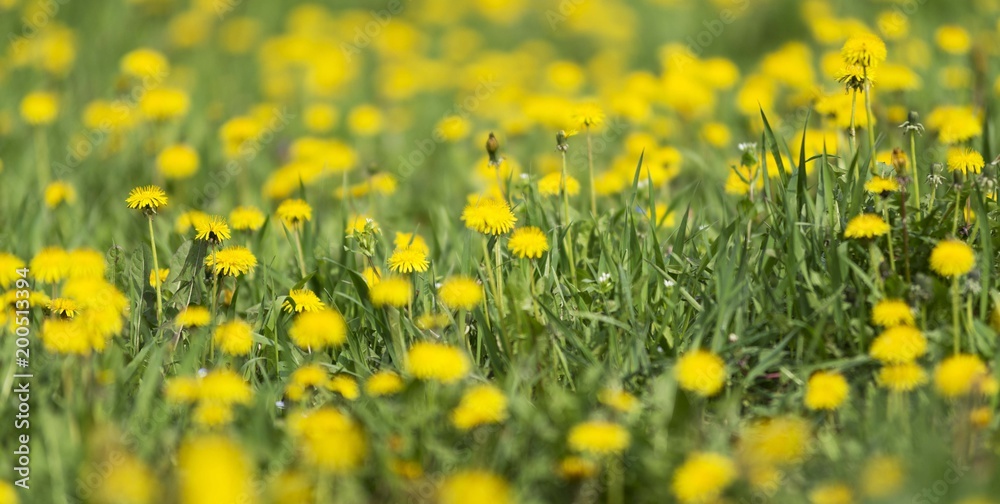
485,132 -> 502,167
891,147 -> 907,174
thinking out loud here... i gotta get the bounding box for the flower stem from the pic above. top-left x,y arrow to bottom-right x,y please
952,275 -> 961,354
952,185 -> 962,236
864,77 -> 877,174
293,228 -> 308,278
848,90 -> 858,179
587,126 -> 596,216
882,206 -> 896,274
494,239 -> 504,317
560,151 -> 578,285
909,132 -> 921,218
148,216 -> 163,326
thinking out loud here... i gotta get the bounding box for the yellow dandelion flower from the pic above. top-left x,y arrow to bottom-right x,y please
365,371 -> 405,397
461,198 -> 517,236
970,407 -> 993,429
156,144 -> 199,179
451,384 -> 508,430
537,172 -> 580,197
438,276 -> 484,310
871,299 -> 914,327
176,210 -> 209,234
66,248 -> 105,279
416,312 -> 451,330
193,402 -> 234,428
388,246 -> 429,274
557,456 -> 598,479
288,407 -> 366,473
44,180 -> 76,208
844,213 -> 889,239
934,354 -> 989,398
149,268 -> 169,287
870,325 -> 927,364
864,176 -> 898,195
282,289 -> 325,313
194,215 -> 231,244
176,306 -> 211,327
393,232 -> 429,255
199,369 -> 253,405
927,106 -> 982,144
288,309 -> 348,350
946,147 -> 985,175
277,198 -> 312,228
20,91 -> 59,125
598,387 -> 640,414
40,318 -> 90,355
438,470 -> 512,504
0,253 -> 26,288
671,452 -> 737,504
406,342 -> 470,384
877,363 -> 928,392
90,454 -> 158,504
508,226 -> 549,259
46,298 -> 78,318
177,435 -> 255,504
126,185 -> 168,214
861,455 -> 905,498
120,48 -> 170,79
841,32 -> 887,69
328,375 -> 360,400
229,206 -> 266,231
572,102 -> 605,129
205,245 -> 258,277
929,239 -> 975,277
361,266 -> 382,286
567,420 -> 630,455
809,482 -> 854,504
740,416 -> 811,466
139,87 -> 189,121
213,319 -> 254,356
675,349 -> 727,397
804,371 -> 849,411
30,247 -> 71,284
163,376 -> 199,404
369,276 -> 412,308
935,25 -> 971,54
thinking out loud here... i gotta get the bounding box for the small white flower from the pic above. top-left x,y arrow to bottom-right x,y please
738,142 -> 757,152
275,400 -> 286,409
598,272 -> 612,283
519,173 -> 529,180
728,333 -> 739,342
197,368 -> 208,378
663,279 -> 676,288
